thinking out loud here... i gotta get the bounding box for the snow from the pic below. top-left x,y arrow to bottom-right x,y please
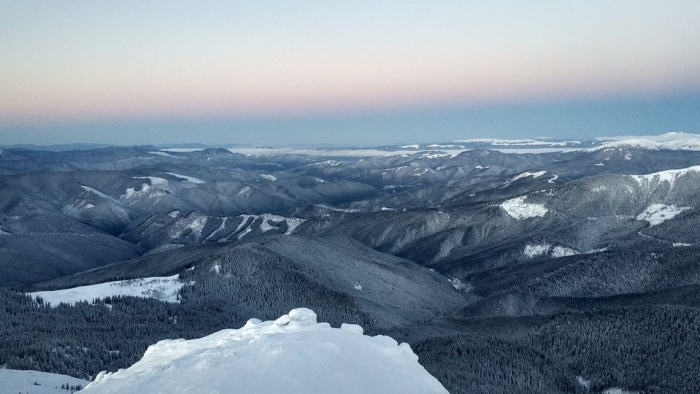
500,196 -> 548,220
576,376 -> 591,389
629,165 -> 700,189
230,214 -> 304,240
524,244 -> 550,258
170,212 -> 209,239
636,204 -> 691,226
551,246 -> 578,258
448,278 -> 467,291
354,283 -> 363,291
260,174 -> 278,181
673,242 -> 692,247
547,174 -> 559,183
594,162 -> 605,166
0,368 -> 89,394
259,217 -> 277,232
428,144 -> 463,148
27,275 -> 189,307
236,226 -> 252,240
133,176 -> 169,188
80,308 -> 448,394
227,147 -> 466,157
419,152 -> 450,159
412,168 -> 429,176
149,151 -> 182,159
453,138 -> 576,147
238,186 -> 252,196
501,171 -> 547,187
399,144 -> 420,149
524,244 -> 577,258
167,172 -> 206,184
475,165 -> 489,169
205,217 -> 229,241
593,132 -> 700,151
315,204 -> 363,213
123,177 -> 169,200
80,185 -> 115,202
602,389 -> 639,394
63,199 -> 95,215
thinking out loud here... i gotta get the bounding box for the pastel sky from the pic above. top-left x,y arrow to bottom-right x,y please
1,0 -> 699,146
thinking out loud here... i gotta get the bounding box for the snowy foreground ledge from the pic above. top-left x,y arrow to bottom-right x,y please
80,308 -> 449,394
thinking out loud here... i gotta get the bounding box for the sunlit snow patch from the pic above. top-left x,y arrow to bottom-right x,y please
636,204 -> 691,226
80,308 -> 449,394
500,196 -> 548,220
27,275 -> 190,307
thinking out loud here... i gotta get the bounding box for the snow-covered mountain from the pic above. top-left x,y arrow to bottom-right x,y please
593,132 -> 700,151
79,308 -> 448,394
3,135 -> 700,393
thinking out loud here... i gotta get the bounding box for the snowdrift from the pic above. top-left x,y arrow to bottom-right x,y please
80,308 -> 449,394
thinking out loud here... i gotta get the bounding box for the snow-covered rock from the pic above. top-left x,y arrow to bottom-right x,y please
80,308 -> 448,394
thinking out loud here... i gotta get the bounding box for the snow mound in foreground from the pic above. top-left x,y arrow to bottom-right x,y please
80,308 -> 449,394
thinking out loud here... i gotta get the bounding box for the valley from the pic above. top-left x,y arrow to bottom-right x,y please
2,133 -> 700,393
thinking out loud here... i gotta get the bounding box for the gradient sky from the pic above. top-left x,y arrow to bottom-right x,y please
1,0 -> 699,146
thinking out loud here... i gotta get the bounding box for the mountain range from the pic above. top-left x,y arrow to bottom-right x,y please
2,132 -> 700,393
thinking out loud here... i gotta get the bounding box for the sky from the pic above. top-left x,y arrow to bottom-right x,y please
1,0 -> 699,146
